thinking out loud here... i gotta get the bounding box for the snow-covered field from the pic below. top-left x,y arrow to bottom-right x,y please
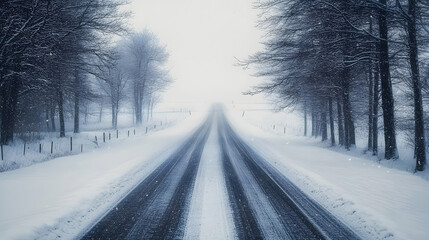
227,104 -> 429,240
231,103 -> 428,178
0,106 -> 190,172
0,110 -> 207,240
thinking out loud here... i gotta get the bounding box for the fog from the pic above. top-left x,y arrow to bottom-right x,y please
126,0 -> 265,106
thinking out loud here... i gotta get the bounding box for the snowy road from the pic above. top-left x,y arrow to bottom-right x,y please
82,116 -> 213,239
82,107 -> 359,239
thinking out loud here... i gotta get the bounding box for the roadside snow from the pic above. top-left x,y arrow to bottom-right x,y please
226,106 -> 429,240
184,121 -> 235,240
0,112 -> 206,240
0,110 -> 189,172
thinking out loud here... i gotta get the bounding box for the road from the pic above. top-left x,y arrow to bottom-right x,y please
82,107 -> 360,239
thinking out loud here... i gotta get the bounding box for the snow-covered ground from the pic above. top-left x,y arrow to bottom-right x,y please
0,110 -> 206,240
0,107 -> 190,172
1,103 -> 428,240
230,103 -> 427,178
227,105 -> 429,240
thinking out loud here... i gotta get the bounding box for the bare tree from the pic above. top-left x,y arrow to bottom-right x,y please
122,31 -> 169,125
97,54 -> 129,129
246,0 -> 429,171
0,0 -> 127,141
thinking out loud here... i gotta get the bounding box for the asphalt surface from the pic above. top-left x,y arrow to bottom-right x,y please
81,108 -> 360,239
82,115 -> 212,240
217,109 -> 360,240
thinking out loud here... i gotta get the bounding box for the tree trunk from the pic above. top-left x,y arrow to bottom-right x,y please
74,98 -> 79,133
0,79 -> 20,144
111,103 -> 116,128
146,99 -> 151,122
99,103 -> 103,122
304,104 -> 307,136
378,0 -> 398,159
329,97 -> 335,146
368,65 -> 374,152
111,101 -> 118,129
73,77 -> 80,134
134,82 -> 139,124
134,81 -> 143,125
315,113 -> 320,138
342,69 -> 352,150
373,60 -> 380,156
407,0 -> 426,171
311,112 -> 315,137
350,121 -> 356,146
321,102 -> 328,141
58,88 -> 65,138
84,104 -> 88,124
337,94 -> 344,145
50,100 -> 56,132
150,100 -> 154,119
112,102 -> 118,129
46,105 -> 50,132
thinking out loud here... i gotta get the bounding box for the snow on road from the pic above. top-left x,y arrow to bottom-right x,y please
184,121 -> 235,240
0,112 -> 206,240
227,107 -> 429,240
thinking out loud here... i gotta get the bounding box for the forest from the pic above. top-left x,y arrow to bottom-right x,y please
247,0 -> 429,171
0,1 -> 170,145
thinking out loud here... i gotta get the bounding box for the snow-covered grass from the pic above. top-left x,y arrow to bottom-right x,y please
0,109 -> 190,172
0,109 -> 207,240
226,104 -> 429,240
231,103 -> 428,179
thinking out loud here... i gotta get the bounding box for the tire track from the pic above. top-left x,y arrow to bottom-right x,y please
218,110 -> 360,240
220,136 -> 263,239
81,116 -> 212,240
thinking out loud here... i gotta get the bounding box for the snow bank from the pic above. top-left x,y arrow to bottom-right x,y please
0,110 -> 206,240
226,105 -> 429,240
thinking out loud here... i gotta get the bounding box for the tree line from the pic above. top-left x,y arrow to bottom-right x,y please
247,0 -> 429,171
0,1 -> 170,144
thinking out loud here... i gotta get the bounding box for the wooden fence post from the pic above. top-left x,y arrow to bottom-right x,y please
103,132 -> 106,143
116,129 -> 118,139
81,144 -> 83,152
70,137 -> 73,151
109,132 -> 111,140
51,141 -> 53,154
39,143 -> 42,153
128,130 -> 130,137
23,143 -> 26,156
146,127 -> 148,134
1,144 -> 3,160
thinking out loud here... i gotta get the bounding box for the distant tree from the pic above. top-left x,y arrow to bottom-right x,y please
97,53 -> 129,129
122,31 -> 169,125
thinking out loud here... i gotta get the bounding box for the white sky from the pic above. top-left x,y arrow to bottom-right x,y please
125,0 -> 265,106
